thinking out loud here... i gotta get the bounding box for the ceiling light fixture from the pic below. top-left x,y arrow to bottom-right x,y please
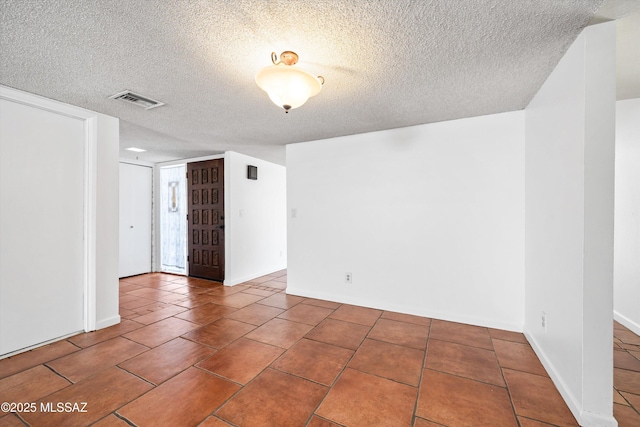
126,147 -> 146,152
255,51 -> 324,113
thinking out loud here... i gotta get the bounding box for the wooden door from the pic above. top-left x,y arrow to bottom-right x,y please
187,159 -> 225,281
119,163 -> 152,278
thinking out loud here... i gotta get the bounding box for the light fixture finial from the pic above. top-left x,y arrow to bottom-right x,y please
275,51 -> 299,66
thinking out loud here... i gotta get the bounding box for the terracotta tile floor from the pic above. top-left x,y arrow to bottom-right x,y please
613,321 -> 640,426
1,271 -> 639,426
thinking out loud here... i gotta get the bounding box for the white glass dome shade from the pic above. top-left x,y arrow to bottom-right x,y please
255,51 -> 324,113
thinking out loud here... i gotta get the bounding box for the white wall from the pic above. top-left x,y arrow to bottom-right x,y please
614,98 -> 640,334
224,151 -> 287,285
524,22 -> 615,427
95,114 -> 120,329
287,111 -> 525,331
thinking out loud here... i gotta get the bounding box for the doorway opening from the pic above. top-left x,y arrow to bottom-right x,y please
160,164 -> 187,275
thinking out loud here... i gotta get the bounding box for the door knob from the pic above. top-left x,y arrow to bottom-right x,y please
219,225 -> 225,229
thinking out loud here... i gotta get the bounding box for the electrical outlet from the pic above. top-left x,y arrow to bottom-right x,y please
541,311 -> 547,332
345,272 -> 352,284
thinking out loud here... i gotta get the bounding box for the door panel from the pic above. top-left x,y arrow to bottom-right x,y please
187,159 -> 225,281
119,163 -> 152,278
0,98 -> 85,356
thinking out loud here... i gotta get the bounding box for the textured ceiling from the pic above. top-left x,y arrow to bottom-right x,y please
0,0 -> 632,165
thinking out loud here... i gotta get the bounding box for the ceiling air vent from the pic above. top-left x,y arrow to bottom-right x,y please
109,90 -> 165,110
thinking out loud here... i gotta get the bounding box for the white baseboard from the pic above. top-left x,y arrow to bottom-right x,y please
285,286 -> 523,332
614,310 -> 640,336
1,316 -> 121,359
0,330 -> 83,359
224,266 -> 286,287
580,412 -> 619,427
524,331 -> 618,427
96,315 -> 121,330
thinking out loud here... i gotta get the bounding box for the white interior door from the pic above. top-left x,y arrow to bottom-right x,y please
0,98 -> 85,356
119,163 -> 152,277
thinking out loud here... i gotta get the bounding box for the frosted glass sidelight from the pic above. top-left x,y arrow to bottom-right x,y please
160,165 -> 187,274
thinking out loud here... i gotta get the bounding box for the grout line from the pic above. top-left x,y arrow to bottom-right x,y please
43,362 -> 75,385
115,365 -> 157,388
411,317 -> 431,426
493,337 -> 523,427
111,411 -> 137,426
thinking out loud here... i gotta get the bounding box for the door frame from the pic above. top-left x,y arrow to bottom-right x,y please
153,154 -> 225,276
0,86 -> 98,332
119,161 -> 153,278
187,158 -> 226,281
